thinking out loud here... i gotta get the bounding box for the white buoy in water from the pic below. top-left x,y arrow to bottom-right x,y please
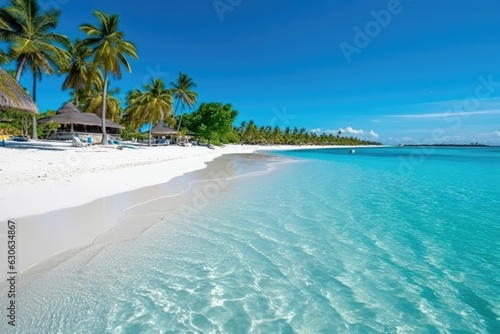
349,149 -> 355,154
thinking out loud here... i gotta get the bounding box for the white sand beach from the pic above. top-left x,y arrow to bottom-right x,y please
0,142 -> 341,272
0,143 -> 257,221
1,142 -> 348,221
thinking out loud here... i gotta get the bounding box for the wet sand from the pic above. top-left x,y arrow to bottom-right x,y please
5,153 -> 291,277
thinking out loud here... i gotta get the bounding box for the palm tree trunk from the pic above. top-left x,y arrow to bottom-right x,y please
31,72 -> 38,140
100,73 -> 109,144
22,117 -> 28,137
174,99 -> 180,115
15,56 -> 27,81
14,56 -> 37,140
148,117 -> 152,147
176,106 -> 184,131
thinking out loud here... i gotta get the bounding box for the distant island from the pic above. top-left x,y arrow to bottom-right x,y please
400,143 -> 489,147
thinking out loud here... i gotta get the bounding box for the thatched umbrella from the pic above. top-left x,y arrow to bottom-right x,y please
39,102 -> 125,132
0,67 -> 38,114
150,122 -> 178,135
139,122 -> 178,147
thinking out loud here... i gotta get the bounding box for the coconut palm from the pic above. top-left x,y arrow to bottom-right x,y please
60,39 -> 95,108
244,120 -> 258,144
80,11 -> 138,144
0,49 -> 8,64
283,127 -> 291,144
124,78 -> 173,147
170,71 -> 197,131
84,71 -> 121,121
237,120 -> 247,142
0,0 -> 70,139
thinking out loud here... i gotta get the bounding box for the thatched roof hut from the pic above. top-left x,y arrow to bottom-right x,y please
39,102 -> 101,126
150,122 -> 178,135
0,67 -> 38,114
39,102 -> 124,129
105,119 -> 125,130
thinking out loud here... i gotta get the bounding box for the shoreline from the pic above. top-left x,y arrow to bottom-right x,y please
0,143 -> 373,273
0,144 -> 255,221
0,142 -> 378,220
7,152 -> 290,276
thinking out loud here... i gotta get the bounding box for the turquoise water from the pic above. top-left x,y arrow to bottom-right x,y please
9,147 -> 500,333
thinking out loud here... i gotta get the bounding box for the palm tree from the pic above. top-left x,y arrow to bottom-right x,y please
84,71 -> 121,121
244,120 -> 258,144
80,11 -> 138,144
170,71 -> 198,131
124,78 -> 173,147
298,127 -> 307,145
283,126 -> 291,144
0,49 -> 8,64
60,39 -> 95,108
291,127 -> 299,145
237,120 -> 247,143
0,0 -> 70,139
272,126 -> 283,145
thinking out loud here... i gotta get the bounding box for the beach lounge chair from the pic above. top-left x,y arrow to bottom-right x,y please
107,138 -> 121,145
72,136 -> 86,147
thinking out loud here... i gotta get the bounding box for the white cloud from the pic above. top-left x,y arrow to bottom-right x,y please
310,127 -> 380,140
339,126 -> 364,135
368,130 -> 379,139
477,131 -> 500,138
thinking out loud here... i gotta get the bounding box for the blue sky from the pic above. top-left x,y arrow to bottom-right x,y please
4,0 -> 500,144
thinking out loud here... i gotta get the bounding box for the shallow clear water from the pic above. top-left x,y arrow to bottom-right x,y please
8,147 -> 500,333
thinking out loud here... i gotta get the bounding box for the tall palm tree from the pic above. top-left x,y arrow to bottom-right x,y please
80,11 -> 138,144
170,71 -> 197,131
124,78 -> 173,147
0,0 -> 70,139
60,39 -> 95,108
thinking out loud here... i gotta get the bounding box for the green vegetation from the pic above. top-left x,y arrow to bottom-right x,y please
234,123 -> 379,146
79,10 -> 138,144
123,78 -> 174,147
0,0 -> 70,139
0,0 -> 380,147
0,109 -> 57,138
60,38 -> 94,108
84,72 -> 122,122
181,103 -> 238,145
170,72 -> 198,131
